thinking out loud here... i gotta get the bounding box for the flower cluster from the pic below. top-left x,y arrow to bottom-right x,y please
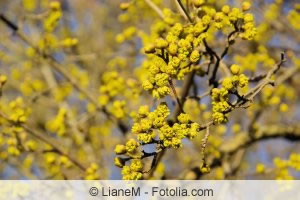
35,2 -> 78,52
116,26 -> 137,43
193,2 -> 257,39
257,154 -> 300,180
98,71 -> 125,105
8,97 -> 31,123
22,0 -> 37,12
211,64 -> 248,124
0,124 -> 31,158
53,83 -> 73,102
0,75 -> 7,96
43,1 -> 62,33
43,152 -> 73,176
20,78 -> 46,96
141,3 -> 257,99
132,104 -> 200,147
131,103 -> 170,144
161,113 -> 200,148
61,38 -> 79,48
97,70 -> 141,119
288,6 -> 300,30
110,100 -> 127,119
114,139 -> 143,180
121,159 -> 143,180
5,133 -> 21,156
235,46 -> 276,72
85,163 -> 100,180
142,56 -> 172,99
142,20 -> 204,98
114,103 -> 201,179
46,108 -> 68,137
261,82 -> 296,109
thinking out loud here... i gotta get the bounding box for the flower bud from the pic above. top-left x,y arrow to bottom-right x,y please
242,2 -> 251,11
222,5 -> 230,14
50,1 -> 60,10
120,2 -> 130,11
114,144 -> 126,154
144,44 -> 156,54
155,38 -> 168,49
200,166 -> 210,173
193,0 -> 205,8
230,64 -> 240,75
0,75 -> 7,85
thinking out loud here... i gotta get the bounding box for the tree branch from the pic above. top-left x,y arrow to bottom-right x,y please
176,0 -> 193,23
0,111 -> 87,172
144,0 -> 164,19
0,13 -> 129,135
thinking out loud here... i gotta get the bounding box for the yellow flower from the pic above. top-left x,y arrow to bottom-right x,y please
238,74 -> 249,88
279,103 -> 288,112
193,0 -> 205,8
144,44 -> 156,54
138,105 -> 150,117
50,1 -> 60,10
61,38 -> 78,47
121,166 -> 143,180
200,166 -> 210,173
222,5 -> 230,14
202,15 -> 212,26
168,43 -> 178,55
212,112 -> 228,124
242,1 -> 251,12
137,132 -> 155,143
120,2 -> 130,11
130,159 -> 143,172
155,38 -> 168,49
115,144 -> 126,154
244,13 -> 254,23
230,64 -> 240,75
188,123 -> 200,139
232,124 -> 241,134
116,34 -> 125,43
23,0 -> 37,11
142,80 -> 154,91
190,50 -> 200,63
256,163 -> 265,174
125,139 -> 140,153
222,77 -> 233,90
215,167 -> 225,179
177,113 -> 191,124
85,163 -> 100,180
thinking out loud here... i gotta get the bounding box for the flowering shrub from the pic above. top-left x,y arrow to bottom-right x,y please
0,0 -> 299,180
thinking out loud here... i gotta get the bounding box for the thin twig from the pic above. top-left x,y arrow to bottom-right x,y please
186,89 -> 211,101
176,0 -> 193,23
144,0 -> 164,19
201,126 -> 210,166
169,79 -> 184,113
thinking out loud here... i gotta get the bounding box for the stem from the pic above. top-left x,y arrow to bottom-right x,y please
176,0 -> 193,23
144,0 -> 164,19
169,79 -> 184,113
201,126 -> 210,166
